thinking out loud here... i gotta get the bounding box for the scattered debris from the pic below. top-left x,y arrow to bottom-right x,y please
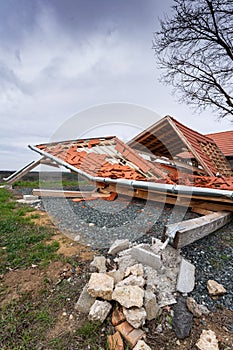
90,255 -> 107,273
196,329 -> 219,350
172,296 -> 193,339
207,280 -> 227,296
75,238 -> 199,348
87,273 -> 114,300
74,284 -> 95,314
176,258 -> 195,294
186,297 -> 209,318
133,340 -> 152,350
88,300 -> 112,322
108,239 -> 130,255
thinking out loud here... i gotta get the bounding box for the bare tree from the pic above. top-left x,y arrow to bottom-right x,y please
153,0 -> 233,119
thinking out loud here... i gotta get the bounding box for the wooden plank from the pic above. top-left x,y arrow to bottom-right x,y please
191,207 -> 215,215
166,211 -> 233,249
4,159 -> 43,185
33,189 -> 110,198
96,182 -> 233,212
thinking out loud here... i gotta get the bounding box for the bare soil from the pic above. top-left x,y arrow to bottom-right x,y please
1,209 -> 232,350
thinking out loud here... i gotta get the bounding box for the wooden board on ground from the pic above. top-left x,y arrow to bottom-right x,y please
165,211 -> 233,249
191,207 -> 214,215
33,189 -> 111,198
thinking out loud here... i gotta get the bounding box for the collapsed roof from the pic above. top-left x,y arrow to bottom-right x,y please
128,116 -> 232,177
31,136 -> 167,181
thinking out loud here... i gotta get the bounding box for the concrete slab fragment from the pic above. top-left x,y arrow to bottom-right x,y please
176,258 -> 195,294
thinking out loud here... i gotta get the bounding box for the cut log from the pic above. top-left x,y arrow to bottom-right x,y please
166,211 -> 233,249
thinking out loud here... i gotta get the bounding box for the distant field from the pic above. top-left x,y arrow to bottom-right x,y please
0,171 -> 90,188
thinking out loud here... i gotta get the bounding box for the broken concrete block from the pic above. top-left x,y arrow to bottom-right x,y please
186,297 -> 210,318
144,266 -> 159,292
207,280 -> 226,296
157,290 -> 177,308
130,245 -> 162,271
90,256 -> 107,273
144,290 -> 160,321
133,340 -> 152,350
112,286 -> 144,308
125,264 -> 144,277
114,255 -> 137,273
87,273 -> 114,300
112,306 -> 126,326
172,296 -> 193,339
176,258 -> 195,294
74,284 -> 96,314
107,269 -> 125,285
116,275 -> 145,288
123,307 -> 147,329
107,331 -> 124,350
196,329 -> 219,350
88,300 -> 112,322
108,239 -> 130,255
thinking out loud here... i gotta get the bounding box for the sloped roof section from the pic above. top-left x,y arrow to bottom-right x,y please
33,136 -> 167,181
128,116 -> 232,177
206,131 -> 233,157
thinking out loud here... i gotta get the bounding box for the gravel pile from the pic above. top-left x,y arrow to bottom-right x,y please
16,187 -> 233,312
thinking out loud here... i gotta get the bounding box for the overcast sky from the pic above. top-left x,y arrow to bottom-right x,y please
1,0 -> 232,170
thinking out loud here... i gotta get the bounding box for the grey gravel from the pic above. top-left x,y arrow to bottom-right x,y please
15,187 -> 233,312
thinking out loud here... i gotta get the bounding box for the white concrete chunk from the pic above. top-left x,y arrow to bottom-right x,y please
87,273 -> 114,300
144,290 -> 161,321
114,255 -> 137,273
123,307 -> 147,329
116,275 -> 145,288
112,286 -> 144,308
125,263 -> 144,277
90,256 -> 107,273
133,340 -> 152,350
176,258 -> 195,293
130,245 -> 162,271
107,269 -> 124,285
196,330 -> 219,350
108,239 -> 130,255
88,300 -> 112,322
75,284 -> 95,314
207,280 -> 226,296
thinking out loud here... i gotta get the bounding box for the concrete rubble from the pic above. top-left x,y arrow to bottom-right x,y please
75,238 -> 198,348
88,300 -> 112,322
207,280 -> 227,296
196,329 -> 219,350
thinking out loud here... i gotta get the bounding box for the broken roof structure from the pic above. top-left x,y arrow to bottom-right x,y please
30,136 -> 167,181
128,116 -> 232,177
4,115 -> 233,213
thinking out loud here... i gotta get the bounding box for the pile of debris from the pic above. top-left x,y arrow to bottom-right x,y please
75,238 -> 227,349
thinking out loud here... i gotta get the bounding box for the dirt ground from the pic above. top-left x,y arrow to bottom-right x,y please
1,210 -> 233,350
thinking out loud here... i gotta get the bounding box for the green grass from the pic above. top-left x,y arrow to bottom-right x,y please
0,188 -> 59,274
13,179 -> 90,188
0,188 -> 109,350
